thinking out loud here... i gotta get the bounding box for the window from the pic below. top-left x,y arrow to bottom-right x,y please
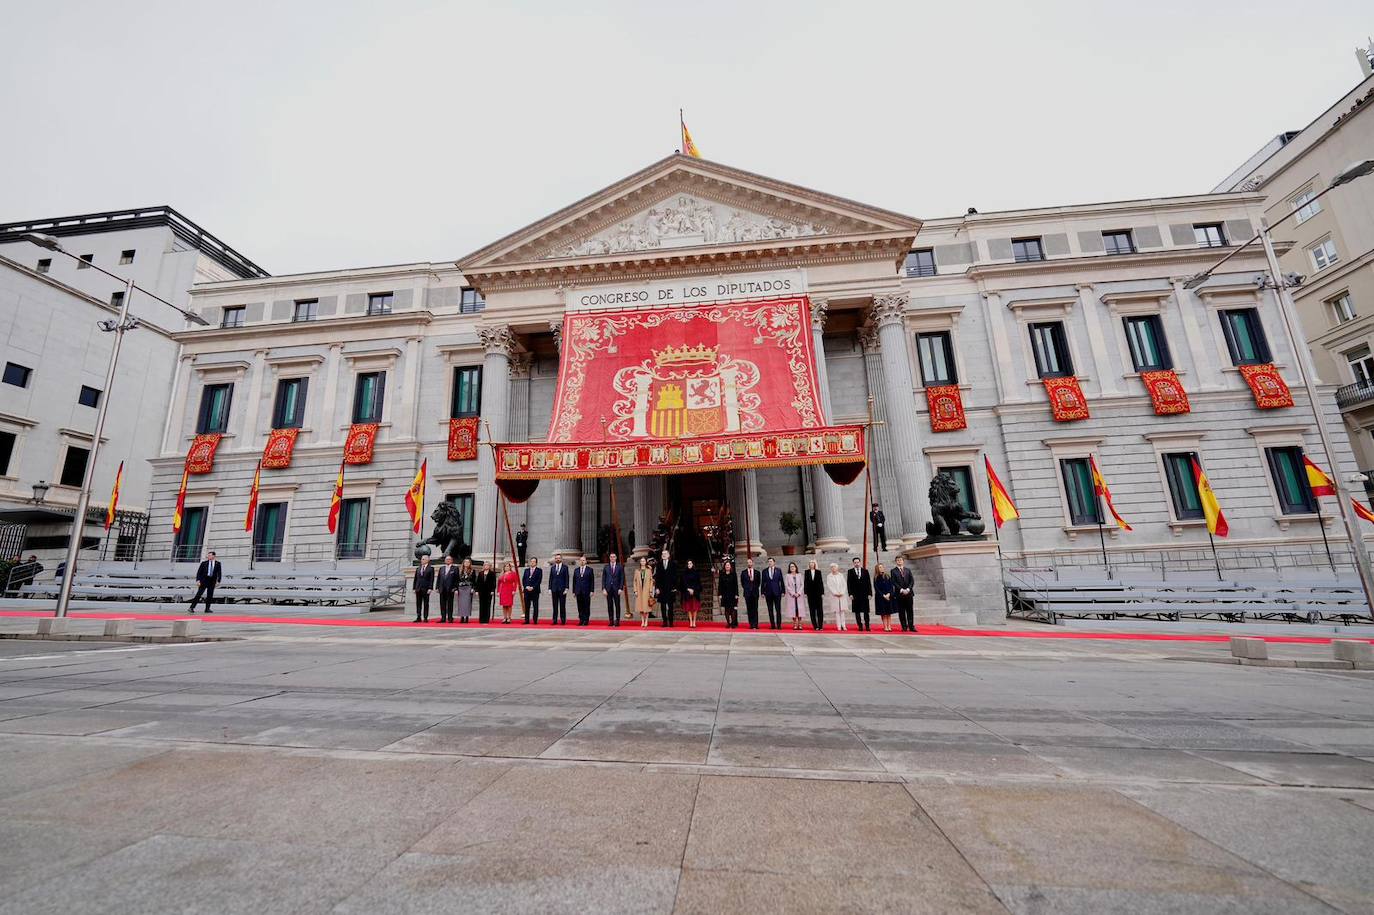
59,446 -> 89,487
77,254 -> 93,269
292,299 -> 318,322
904,249 -> 937,277
915,331 -> 958,386
1012,237 -> 1044,263
110,291 -> 124,309
366,292 -> 393,315
3,363 -> 32,388
938,465 -> 977,515
1163,452 -> 1205,521
1102,230 -> 1135,255
272,377 -> 308,429
1266,446 -> 1316,515
1123,314 -> 1172,371
444,493 -> 476,555
1347,346 -> 1374,387
1060,458 -> 1102,526
119,249 -> 135,265
197,383 -> 234,434
78,385 -> 101,408
353,372 -> 386,423
460,287 -> 486,314
336,498 -> 370,559
1329,293 -> 1356,324
1291,188 -> 1321,223
451,366 -> 482,418
221,306 -> 246,328
173,505 -> 208,562
0,431 -> 15,476
1029,321 -> 1073,378
252,502 -> 287,562
1194,223 -> 1227,248
35,258 -> 51,274
1310,238 -> 1339,271
1219,308 -> 1271,365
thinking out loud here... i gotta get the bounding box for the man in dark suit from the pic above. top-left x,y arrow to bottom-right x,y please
602,552 -> 624,626
548,553 -> 569,625
521,557 -> 542,624
572,555 -> 595,625
187,550 -> 221,614
847,557 -> 873,632
870,503 -> 888,552
474,561 -> 496,624
413,556 -> 435,623
803,561 -> 826,631
761,557 -> 784,629
515,524 -> 529,567
891,555 -> 916,632
436,555 -> 458,623
654,549 -> 678,627
740,558 -> 761,629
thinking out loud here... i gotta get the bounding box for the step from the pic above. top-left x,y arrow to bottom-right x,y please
914,610 -> 980,627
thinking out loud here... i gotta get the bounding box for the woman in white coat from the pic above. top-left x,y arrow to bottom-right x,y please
825,562 -> 848,632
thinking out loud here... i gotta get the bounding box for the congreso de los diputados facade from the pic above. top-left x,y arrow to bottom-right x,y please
141,155 -> 1359,621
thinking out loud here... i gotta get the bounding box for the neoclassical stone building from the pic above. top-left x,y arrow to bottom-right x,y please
143,156 -> 1359,608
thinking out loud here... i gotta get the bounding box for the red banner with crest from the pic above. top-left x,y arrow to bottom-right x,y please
924,385 -> 967,432
447,417 -> 480,461
1042,377 -> 1090,423
1238,363 -> 1295,409
261,428 -> 300,469
1139,370 -> 1191,416
344,423 -> 379,465
185,433 -> 222,474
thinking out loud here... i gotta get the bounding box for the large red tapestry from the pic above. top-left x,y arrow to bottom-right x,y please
1139,370 -> 1191,416
185,433 -> 222,475
1238,363 -> 1294,409
447,417 -> 480,461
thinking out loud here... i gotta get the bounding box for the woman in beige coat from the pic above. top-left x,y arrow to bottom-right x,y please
632,557 -> 655,628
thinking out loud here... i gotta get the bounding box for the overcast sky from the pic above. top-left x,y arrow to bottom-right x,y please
3,1 -> 1371,276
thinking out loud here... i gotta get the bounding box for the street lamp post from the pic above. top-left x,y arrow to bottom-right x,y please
1184,159 -> 1374,615
18,233 -> 208,618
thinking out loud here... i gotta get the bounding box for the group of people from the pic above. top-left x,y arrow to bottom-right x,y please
411,549 -> 920,632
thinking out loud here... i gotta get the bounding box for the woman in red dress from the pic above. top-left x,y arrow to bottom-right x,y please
497,560 -> 519,624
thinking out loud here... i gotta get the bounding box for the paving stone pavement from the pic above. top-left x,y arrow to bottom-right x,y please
1,626 -> 1373,913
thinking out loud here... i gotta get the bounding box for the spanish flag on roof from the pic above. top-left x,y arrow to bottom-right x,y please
984,456 -> 1019,528
680,110 -> 701,159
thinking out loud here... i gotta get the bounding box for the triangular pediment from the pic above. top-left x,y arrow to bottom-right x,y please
459,155 -> 921,271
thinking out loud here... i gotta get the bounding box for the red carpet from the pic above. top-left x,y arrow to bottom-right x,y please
0,609 -> 1370,645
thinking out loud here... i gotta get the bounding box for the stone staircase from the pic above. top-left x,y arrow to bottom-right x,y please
906,563 -> 980,628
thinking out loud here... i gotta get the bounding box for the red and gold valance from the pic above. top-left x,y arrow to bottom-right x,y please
495,296 -> 865,486
1042,377 -> 1090,422
1139,370 -> 1191,416
185,433 -> 222,474
447,417 -> 480,461
261,428 -> 300,469
925,385 -> 967,432
1238,363 -> 1294,409
344,423 -> 379,465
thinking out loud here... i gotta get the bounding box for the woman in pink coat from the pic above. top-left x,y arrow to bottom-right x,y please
497,561 -> 519,623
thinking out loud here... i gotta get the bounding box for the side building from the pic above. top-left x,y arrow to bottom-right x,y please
140,157 -> 1359,618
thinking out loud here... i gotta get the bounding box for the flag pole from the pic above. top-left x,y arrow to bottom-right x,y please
1095,497 -> 1111,580
986,469 -> 1010,619
600,416 -> 624,559
1315,500 -> 1336,573
481,419 -> 524,615
861,398 -> 873,571
1205,524 -> 1222,580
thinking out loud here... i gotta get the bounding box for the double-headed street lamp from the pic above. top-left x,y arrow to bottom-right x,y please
1185,159 -> 1374,615
18,232 -> 209,618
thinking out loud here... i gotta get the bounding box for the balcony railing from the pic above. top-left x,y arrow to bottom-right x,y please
1335,381 -> 1374,410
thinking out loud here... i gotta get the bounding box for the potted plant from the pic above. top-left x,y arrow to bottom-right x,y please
778,511 -> 802,556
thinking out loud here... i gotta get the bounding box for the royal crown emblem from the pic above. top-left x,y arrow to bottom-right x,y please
652,344 -> 718,367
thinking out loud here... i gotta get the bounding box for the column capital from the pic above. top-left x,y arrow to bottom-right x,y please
809,298 -> 829,331
509,353 -> 532,379
549,320 -> 563,351
478,325 -> 517,357
870,292 -> 910,328
858,320 -> 881,352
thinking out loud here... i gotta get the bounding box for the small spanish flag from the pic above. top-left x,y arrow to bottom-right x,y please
404,459 -> 427,534
327,459 -> 345,534
244,461 -> 261,532
1303,455 -> 1336,497
172,466 -> 189,535
1353,497 -> 1374,524
104,461 -> 123,531
680,110 -> 701,158
984,456 -> 1019,528
1088,455 -> 1132,532
1191,456 -> 1229,537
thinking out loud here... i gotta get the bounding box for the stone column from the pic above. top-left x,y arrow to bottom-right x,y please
871,292 -> 928,547
730,470 -> 763,558
631,476 -> 652,561
808,300 -> 851,553
472,326 -> 515,565
860,321 -> 902,537
548,320 -> 582,557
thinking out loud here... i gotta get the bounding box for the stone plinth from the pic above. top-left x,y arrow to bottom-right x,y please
908,539 -> 1005,625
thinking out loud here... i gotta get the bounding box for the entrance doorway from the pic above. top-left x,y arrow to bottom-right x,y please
662,472 -> 733,566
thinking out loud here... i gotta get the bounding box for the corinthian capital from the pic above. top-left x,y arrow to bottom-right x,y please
809,298 -> 829,332
858,320 -> 881,352
549,320 -> 563,352
870,292 -> 910,329
478,325 -> 516,357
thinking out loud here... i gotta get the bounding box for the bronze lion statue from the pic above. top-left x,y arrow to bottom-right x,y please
415,500 -> 470,560
925,471 -> 984,538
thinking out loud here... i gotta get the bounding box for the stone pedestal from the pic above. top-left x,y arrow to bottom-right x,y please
908,539 -> 1005,625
